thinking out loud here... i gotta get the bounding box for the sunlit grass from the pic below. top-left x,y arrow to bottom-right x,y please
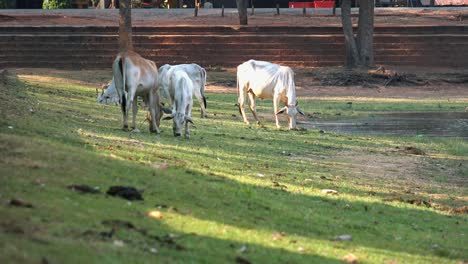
0,70 -> 467,264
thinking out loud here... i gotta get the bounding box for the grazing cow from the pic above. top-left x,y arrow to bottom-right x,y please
161,69 -> 194,138
97,78 -> 119,105
112,51 -> 161,133
237,60 -> 304,129
158,63 -> 207,118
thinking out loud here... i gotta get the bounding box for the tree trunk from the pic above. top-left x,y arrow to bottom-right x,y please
179,0 -> 183,7
276,3 -> 280,15
250,0 -> 255,15
194,0 -> 199,16
119,0 -> 133,52
111,0 -> 116,8
222,4 -> 225,16
236,0 -> 248,25
430,0 -> 435,6
341,0 -> 360,67
356,0 -> 374,68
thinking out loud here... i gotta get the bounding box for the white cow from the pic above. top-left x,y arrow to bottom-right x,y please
112,51 -> 161,133
162,69 -> 194,138
158,63 -> 207,118
237,60 -> 304,129
97,79 -> 119,105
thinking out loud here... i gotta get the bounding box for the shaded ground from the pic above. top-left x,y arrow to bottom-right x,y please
0,7 -> 467,27
0,68 -> 467,264
301,112 -> 468,137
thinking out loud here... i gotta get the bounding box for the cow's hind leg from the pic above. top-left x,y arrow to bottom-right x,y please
121,94 -> 129,131
194,87 -> 207,118
131,98 -> 138,131
248,92 -> 261,125
148,89 -> 160,134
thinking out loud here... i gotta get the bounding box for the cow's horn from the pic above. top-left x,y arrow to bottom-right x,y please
297,107 -> 305,116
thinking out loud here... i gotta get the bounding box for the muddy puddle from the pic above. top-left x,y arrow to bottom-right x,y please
300,112 -> 468,138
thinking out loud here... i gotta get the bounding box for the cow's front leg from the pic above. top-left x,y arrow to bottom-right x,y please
238,87 -> 250,125
149,89 -> 161,134
248,92 -> 261,125
185,104 -> 193,139
273,95 -> 281,129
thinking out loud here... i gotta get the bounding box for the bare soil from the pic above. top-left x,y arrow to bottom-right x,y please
0,8 -> 467,27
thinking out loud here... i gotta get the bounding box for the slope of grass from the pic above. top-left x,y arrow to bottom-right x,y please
0,70 -> 467,264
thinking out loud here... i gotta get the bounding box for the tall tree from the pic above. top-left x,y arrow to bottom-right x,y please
356,0 -> 374,67
119,0 -> 133,52
340,0 -> 374,68
236,0 -> 248,25
250,0 -> 255,16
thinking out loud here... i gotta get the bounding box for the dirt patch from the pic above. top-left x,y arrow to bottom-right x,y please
398,146 -> 426,155
106,186 -> 144,201
296,66 -> 468,93
295,149 -> 468,209
302,112 -> 468,138
8,198 -> 33,208
0,8 -> 467,27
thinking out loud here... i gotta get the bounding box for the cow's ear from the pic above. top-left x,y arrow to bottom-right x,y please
297,107 -> 305,116
161,107 -> 172,114
186,117 -> 194,124
276,106 -> 287,115
163,116 -> 173,121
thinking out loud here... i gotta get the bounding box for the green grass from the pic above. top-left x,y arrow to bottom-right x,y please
0,69 -> 467,264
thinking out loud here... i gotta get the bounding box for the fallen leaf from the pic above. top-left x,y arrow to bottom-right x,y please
148,210 -> 163,219
334,234 -> 352,241
113,240 -> 125,247
451,206 -> 468,214
343,253 -> 358,263
272,232 -> 286,240
322,189 -> 339,195
151,163 -> 170,169
237,245 -> 248,253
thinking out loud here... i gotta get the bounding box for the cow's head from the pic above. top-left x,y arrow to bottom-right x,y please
163,112 -> 193,137
96,83 -> 107,103
276,102 -> 305,130
97,80 -> 119,105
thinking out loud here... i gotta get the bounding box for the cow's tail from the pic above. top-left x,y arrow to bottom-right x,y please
236,70 -> 242,115
200,67 -> 207,110
113,56 -> 126,115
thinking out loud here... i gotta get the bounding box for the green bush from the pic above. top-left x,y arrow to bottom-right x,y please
43,0 -> 72,9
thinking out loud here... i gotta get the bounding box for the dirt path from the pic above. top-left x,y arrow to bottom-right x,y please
0,7 -> 467,27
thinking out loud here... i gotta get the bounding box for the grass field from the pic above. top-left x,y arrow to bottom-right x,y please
0,69 -> 467,264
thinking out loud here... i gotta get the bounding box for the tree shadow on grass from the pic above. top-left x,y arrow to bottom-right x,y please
2,77 -> 466,263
